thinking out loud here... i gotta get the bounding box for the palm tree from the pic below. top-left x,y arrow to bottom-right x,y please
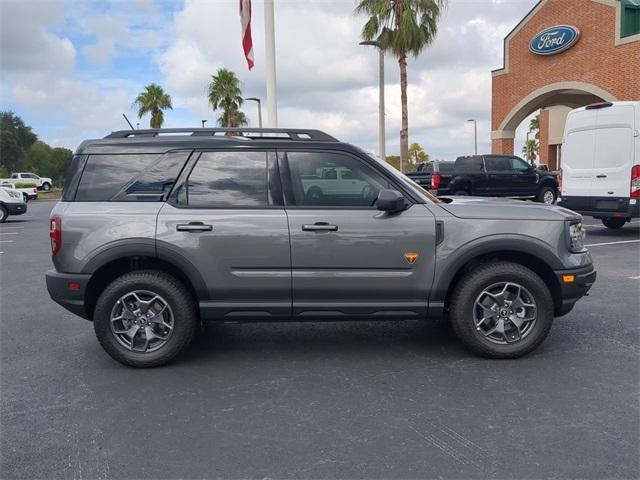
208,68 -> 248,127
133,84 -> 172,129
522,138 -> 539,164
356,0 -> 446,173
529,114 -> 540,140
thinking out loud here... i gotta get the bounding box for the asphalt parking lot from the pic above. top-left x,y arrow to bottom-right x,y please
1,200 -> 639,479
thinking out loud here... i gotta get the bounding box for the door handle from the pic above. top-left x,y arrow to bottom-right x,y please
176,222 -> 213,232
596,174 -> 607,178
302,222 -> 338,232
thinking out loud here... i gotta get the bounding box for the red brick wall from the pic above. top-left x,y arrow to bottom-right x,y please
491,0 -> 640,153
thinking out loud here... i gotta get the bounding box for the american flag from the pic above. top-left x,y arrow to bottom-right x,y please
239,0 -> 254,70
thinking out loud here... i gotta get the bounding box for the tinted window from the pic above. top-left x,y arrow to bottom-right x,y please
285,151 -> 391,207
511,157 -> 530,171
437,162 -> 454,173
455,156 -> 483,171
485,156 -> 511,171
112,151 -> 191,201
178,151 -> 268,208
76,154 -> 159,201
62,155 -> 87,201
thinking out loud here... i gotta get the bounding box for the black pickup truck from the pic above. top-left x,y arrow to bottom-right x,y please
407,155 -> 559,204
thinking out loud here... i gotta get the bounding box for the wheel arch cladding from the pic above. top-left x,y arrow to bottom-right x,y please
83,254 -> 206,321
434,240 -> 563,316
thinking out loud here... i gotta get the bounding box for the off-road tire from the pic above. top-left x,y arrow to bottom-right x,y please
449,261 -> 554,359
93,270 -> 198,368
601,217 -> 626,229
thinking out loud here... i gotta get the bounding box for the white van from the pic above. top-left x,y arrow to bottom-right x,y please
559,101 -> 639,229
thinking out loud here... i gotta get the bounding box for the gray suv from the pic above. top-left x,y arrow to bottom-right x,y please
46,128 -> 596,367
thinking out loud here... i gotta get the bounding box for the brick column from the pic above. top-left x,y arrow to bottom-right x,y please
492,137 -> 514,155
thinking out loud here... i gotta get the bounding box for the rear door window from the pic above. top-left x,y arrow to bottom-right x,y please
485,156 -> 511,172
176,151 -> 268,208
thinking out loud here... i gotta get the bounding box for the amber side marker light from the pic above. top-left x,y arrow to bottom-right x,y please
562,275 -> 575,284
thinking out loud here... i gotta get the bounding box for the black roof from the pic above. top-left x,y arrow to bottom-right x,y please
77,128 -> 345,155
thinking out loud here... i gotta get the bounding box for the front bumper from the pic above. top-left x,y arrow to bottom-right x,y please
6,202 -> 27,215
554,264 -> 597,317
559,196 -> 639,219
46,270 -> 92,320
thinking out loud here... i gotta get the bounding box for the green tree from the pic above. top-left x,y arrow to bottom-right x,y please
208,68 -> 248,128
133,84 -> 173,129
0,111 -> 37,171
522,138 -> 539,165
529,114 -> 540,140
356,0 -> 446,173
19,141 -> 73,185
408,142 -> 429,168
385,154 -> 401,170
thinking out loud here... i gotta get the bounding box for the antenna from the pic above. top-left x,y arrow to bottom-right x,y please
122,113 -> 135,130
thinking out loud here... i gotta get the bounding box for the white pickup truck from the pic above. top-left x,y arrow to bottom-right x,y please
0,172 -> 53,191
301,166 -> 374,203
0,186 -> 27,222
0,181 -> 38,202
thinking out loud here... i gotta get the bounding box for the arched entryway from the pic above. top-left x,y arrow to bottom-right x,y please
491,82 -> 618,168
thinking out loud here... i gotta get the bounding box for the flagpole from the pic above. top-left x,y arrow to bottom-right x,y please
264,0 -> 278,127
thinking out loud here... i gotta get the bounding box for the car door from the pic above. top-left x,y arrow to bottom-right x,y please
156,150 -> 292,320
483,156 -> 513,196
279,149 -> 437,320
509,156 -> 538,195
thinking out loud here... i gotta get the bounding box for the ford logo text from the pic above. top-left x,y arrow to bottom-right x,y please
529,25 -> 580,55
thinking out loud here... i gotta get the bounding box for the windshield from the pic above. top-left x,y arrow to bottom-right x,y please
356,148 -> 441,203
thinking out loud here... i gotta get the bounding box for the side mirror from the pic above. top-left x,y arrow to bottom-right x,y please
376,189 -> 408,213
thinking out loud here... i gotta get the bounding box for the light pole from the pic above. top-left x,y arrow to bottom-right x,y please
245,97 -> 263,128
467,119 -> 477,155
359,40 -> 386,160
201,119 -> 207,128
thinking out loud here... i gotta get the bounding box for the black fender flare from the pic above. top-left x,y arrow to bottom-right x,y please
429,234 -> 563,305
80,239 -> 209,300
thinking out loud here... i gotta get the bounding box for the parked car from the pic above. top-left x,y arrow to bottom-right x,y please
406,161 -> 455,190
558,101 -> 639,229
0,186 -> 27,223
46,128 -> 595,367
0,181 -> 38,202
412,155 -> 559,204
0,172 -> 53,191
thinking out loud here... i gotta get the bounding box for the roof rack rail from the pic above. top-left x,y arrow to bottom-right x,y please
104,128 -> 338,142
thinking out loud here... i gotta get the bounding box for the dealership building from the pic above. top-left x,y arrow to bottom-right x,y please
491,0 -> 640,170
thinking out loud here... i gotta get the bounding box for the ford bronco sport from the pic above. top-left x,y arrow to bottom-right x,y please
46,128 -> 596,367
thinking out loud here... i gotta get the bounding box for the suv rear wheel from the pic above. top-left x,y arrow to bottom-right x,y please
449,261 -> 554,358
93,270 -> 198,367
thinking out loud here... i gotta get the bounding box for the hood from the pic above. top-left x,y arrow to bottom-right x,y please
438,196 -> 580,221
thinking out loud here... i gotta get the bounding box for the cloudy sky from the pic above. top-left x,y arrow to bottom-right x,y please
0,0 -> 538,160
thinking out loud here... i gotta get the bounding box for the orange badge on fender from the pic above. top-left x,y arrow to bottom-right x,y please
404,252 -> 418,264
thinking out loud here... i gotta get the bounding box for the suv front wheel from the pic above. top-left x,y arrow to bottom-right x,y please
93,270 -> 198,367
449,261 -> 554,358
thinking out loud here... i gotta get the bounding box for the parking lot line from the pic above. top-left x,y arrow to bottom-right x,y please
585,239 -> 640,247
0,240 -> 14,243
628,275 -> 640,280
0,232 -> 19,235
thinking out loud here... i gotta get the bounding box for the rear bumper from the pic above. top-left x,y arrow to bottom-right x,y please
559,196 -> 639,219
46,270 -> 92,320
554,264 -> 596,317
5,202 -> 27,215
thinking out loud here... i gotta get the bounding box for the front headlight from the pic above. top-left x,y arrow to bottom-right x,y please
568,221 -> 585,252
